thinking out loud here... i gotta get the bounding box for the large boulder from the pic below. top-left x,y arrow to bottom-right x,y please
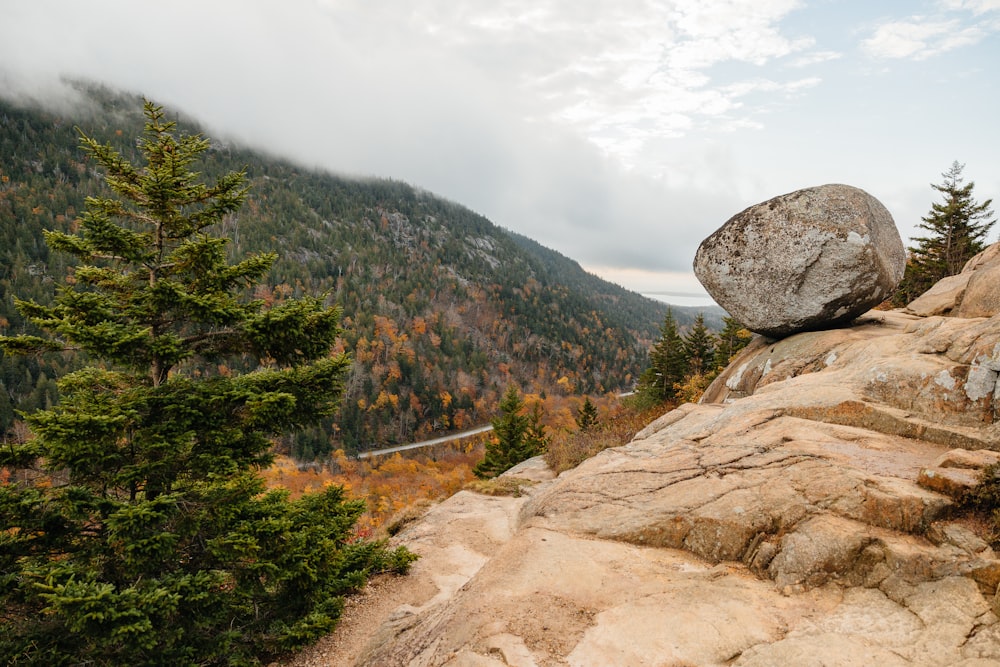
694,184 -> 906,338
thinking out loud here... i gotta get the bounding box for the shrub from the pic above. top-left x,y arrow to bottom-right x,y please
544,402 -> 662,475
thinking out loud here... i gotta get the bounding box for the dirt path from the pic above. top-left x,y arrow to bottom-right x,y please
277,459 -> 555,666
279,573 -> 422,666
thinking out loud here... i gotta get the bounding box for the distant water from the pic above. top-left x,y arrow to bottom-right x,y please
643,292 -> 719,309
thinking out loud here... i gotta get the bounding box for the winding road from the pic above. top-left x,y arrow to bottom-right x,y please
356,424 -> 493,459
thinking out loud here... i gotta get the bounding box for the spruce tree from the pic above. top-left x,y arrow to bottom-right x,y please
0,101 -> 413,665
474,385 -> 545,478
894,161 -> 995,304
523,401 -> 550,457
682,313 -> 715,376
575,396 -> 599,432
637,309 -> 687,403
713,315 -> 753,372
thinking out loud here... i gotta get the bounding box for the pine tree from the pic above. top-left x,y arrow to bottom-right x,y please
894,161 -> 996,304
575,396 -> 599,432
0,101 -> 413,665
637,309 -> 687,403
474,385 -> 545,478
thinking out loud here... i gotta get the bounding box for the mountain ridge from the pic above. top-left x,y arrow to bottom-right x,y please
0,84 -> 716,455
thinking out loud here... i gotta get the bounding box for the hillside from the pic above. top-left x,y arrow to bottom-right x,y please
0,85 -> 702,456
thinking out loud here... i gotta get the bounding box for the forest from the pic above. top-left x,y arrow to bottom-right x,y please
0,85 -> 719,458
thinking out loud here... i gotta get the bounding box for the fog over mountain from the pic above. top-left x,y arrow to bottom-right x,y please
3,2 -> 998,303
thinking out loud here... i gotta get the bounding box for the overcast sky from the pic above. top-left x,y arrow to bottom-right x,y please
2,1 -> 998,306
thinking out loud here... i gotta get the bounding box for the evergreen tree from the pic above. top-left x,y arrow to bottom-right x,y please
524,401 -> 550,456
0,101 -> 413,666
474,385 -> 545,478
894,161 -> 996,304
637,309 -> 687,403
712,315 -> 753,372
575,396 -> 599,432
682,313 -> 715,376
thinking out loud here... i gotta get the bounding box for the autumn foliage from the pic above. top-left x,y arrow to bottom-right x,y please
262,436 -> 487,538
545,398 -> 664,474
262,392 -> 654,533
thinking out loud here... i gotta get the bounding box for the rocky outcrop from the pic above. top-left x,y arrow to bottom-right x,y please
693,184 -> 906,338
907,243 -> 1000,318
298,266 -> 1000,666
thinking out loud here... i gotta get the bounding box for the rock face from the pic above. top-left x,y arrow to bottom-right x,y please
694,184 -> 906,338
296,257 -> 1000,667
907,243 -> 1000,318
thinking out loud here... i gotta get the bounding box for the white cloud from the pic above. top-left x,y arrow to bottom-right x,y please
863,18 -> 985,59
469,0 -> 816,169
721,77 -> 819,98
790,50 -> 842,67
939,0 -> 1000,14
308,1 -> 817,173
668,0 -> 811,68
863,0 -> 1000,61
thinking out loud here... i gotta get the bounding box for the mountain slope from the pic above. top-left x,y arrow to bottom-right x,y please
0,85 -> 689,455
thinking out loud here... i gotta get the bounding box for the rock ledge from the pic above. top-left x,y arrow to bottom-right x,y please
294,259 -> 1000,666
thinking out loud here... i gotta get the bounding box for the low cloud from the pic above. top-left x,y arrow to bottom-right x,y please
0,0 -> 804,280
1,1 -> 997,298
